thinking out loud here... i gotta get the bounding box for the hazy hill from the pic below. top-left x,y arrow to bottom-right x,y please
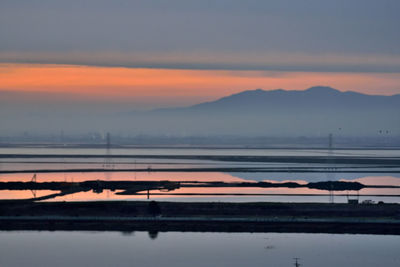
139,86 -> 400,136
1,86 -> 399,137
155,86 -> 400,113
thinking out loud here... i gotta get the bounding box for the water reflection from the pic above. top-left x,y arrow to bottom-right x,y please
148,230 -> 159,240
0,147 -> 399,203
0,231 -> 398,267
0,172 -> 399,203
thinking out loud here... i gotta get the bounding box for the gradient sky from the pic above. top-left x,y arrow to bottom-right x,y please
1,64 -> 400,109
1,0 -> 400,108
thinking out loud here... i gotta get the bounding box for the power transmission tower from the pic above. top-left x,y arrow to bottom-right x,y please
328,133 -> 333,150
104,132 -> 113,198
103,132 -> 113,169
327,133 -> 335,203
106,132 -> 111,149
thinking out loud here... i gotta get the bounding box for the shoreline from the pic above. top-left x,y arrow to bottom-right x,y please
1,154 -> 400,166
2,216 -> 400,235
1,144 -> 400,150
1,201 -> 399,235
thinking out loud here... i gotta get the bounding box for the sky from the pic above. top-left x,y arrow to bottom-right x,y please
0,1 -> 399,136
1,0 -> 400,109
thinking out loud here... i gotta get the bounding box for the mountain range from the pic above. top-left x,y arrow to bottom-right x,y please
1,86 -> 399,137
154,86 -> 399,113
132,86 -> 400,136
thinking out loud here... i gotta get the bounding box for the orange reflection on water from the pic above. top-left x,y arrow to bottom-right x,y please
344,176 -> 400,196
0,172 -> 399,202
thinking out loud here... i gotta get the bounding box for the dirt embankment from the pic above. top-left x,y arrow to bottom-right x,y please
1,201 -> 400,234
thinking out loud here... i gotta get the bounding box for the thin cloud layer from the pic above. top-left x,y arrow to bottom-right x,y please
1,64 -> 400,107
1,51 -> 400,73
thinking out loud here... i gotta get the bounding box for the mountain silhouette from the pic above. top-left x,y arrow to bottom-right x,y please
155,86 -> 399,113
2,86 -> 399,137
142,86 -> 400,136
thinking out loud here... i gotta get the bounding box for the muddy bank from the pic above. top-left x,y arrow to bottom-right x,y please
1,201 -> 399,235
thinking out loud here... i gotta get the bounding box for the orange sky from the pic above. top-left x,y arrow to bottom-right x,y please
1,63 -> 399,107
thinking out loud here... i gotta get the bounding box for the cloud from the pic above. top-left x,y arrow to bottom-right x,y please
1,51 -> 400,73
1,1 -> 399,73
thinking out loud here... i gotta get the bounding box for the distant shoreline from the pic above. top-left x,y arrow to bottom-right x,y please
1,154 -> 399,164
1,144 -> 400,150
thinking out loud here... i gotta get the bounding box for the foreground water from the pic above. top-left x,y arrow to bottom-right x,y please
0,231 -> 398,267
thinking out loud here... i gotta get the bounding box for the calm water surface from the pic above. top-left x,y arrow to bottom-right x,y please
1,147 -> 400,157
0,231 -> 398,267
1,148 -> 399,202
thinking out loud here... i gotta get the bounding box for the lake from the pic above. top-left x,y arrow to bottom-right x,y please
0,147 -> 399,203
0,231 -> 398,267
1,147 -> 399,267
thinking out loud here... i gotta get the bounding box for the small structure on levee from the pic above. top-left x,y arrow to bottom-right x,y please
347,191 -> 359,204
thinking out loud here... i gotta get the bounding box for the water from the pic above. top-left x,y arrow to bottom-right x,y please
1,147 -> 400,157
0,148 -> 399,267
0,147 -> 399,202
0,231 -> 398,267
